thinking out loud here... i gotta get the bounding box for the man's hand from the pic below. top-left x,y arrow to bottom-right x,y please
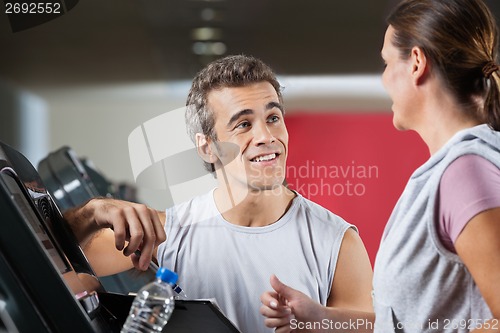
65,198 -> 166,273
260,275 -> 326,333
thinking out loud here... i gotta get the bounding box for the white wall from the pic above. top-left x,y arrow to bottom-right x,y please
0,81 -> 49,166
39,82 -> 186,209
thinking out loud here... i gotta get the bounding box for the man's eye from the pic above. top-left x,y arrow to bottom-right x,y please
268,115 -> 280,123
236,121 -> 250,129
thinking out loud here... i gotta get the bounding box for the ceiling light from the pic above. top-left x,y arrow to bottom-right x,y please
192,41 -> 227,56
191,27 -> 222,41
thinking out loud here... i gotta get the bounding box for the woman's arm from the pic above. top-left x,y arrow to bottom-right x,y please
455,207 -> 500,333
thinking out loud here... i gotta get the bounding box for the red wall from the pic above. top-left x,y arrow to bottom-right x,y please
284,112 -> 429,265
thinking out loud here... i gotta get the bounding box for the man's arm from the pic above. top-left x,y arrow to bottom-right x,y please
327,228 -> 373,311
260,228 -> 375,333
64,198 -> 166,276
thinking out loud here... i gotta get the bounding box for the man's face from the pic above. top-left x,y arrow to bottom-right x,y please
207,81 -> 288,194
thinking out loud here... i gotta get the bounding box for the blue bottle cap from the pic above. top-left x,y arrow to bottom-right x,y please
156,267 -> 178,284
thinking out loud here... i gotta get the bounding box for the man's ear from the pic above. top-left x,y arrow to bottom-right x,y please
410,46 -> 428,85
195,133 -> 218,163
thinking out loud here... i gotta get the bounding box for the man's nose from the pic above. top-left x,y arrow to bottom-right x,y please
253,121 -> 276,145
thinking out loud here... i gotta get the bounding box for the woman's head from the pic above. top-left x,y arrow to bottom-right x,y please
387,0 -> 500,131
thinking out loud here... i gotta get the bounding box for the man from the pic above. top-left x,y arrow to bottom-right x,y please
66,55 -> 373,333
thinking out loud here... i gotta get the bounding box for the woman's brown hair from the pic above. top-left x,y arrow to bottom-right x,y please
387,0 -> 500,130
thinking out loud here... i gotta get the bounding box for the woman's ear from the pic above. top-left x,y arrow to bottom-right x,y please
410,46 -> 428,85
195,133 -> 218,163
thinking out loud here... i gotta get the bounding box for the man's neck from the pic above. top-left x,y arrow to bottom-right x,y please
213,185 -> 296,227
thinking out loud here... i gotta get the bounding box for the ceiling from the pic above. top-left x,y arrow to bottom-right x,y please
1,0 -> 500,91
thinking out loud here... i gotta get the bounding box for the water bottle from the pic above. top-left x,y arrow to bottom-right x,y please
141,255 -> 188,300
121,267 -> 177,333
171,282 -> 188,300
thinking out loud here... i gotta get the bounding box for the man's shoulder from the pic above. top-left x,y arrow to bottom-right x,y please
294,193 -> 351,228
291,194 -> 357,252
166,190 -> 217,224
172,190 -> 213,208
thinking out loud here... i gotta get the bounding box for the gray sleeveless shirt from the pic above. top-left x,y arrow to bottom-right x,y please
373,125 -> 500,333
157,190 -> 353,333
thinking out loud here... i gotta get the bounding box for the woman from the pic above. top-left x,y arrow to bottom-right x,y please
260,0 -> 500,332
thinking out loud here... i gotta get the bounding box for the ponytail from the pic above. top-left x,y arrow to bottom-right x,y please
483,63 -> 500,131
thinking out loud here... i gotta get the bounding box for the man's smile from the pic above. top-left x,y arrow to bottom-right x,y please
250,153 -> 279,163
